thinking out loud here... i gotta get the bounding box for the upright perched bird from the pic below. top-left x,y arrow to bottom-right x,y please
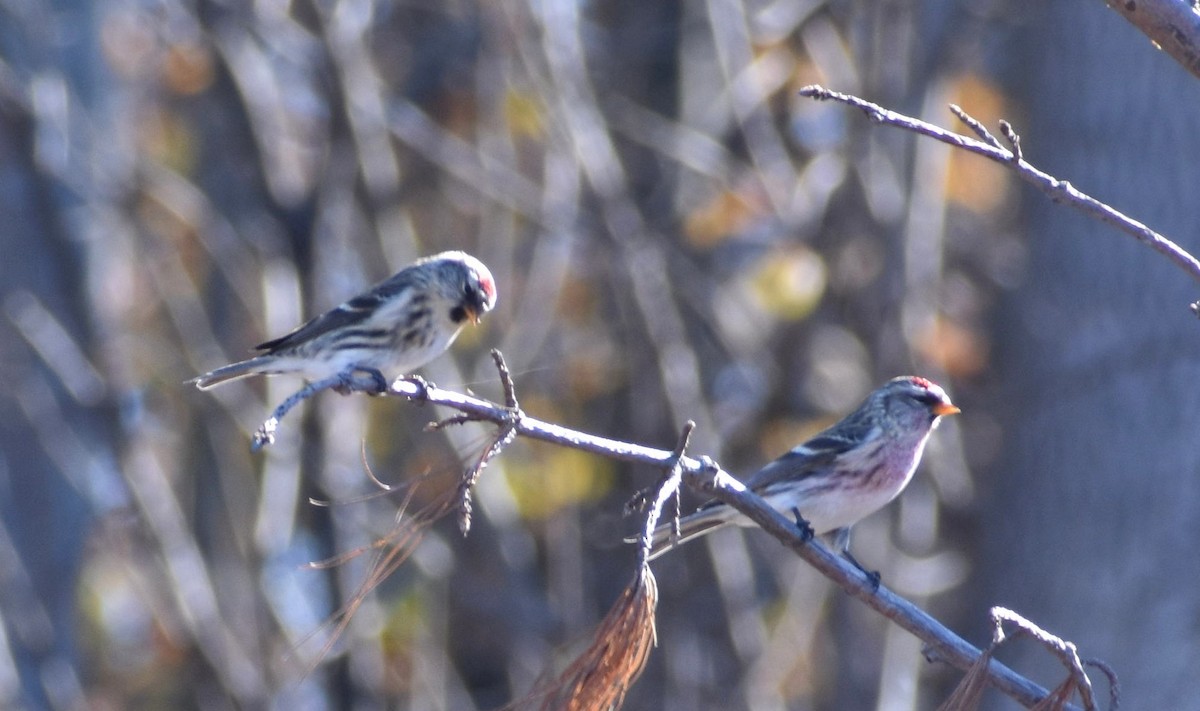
193,251 -> 496,391
646,376 -> 959,571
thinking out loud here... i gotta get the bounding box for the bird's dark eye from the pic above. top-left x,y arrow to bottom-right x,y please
914,391 -> 941,406
450,306 -> 468,323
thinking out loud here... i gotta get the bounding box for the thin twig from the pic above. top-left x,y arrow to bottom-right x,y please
1084,658 -> 1121,711
623,421 -> 692,516
633,421 -> 693,566
799,84 -> 1200,298
949,103 -> 1002,151
251,370 -> 396,450
1000,120 -> 1023,163
491,348 -> 519,408
252,373 -> 350,451
443,351 -> 524,535
991,608 -> 1098,710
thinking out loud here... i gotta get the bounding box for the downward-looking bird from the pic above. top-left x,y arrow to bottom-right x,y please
645,376 -> 959,579
193,251 -> 496,392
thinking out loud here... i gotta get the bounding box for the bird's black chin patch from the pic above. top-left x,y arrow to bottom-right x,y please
449,306 -> 468,323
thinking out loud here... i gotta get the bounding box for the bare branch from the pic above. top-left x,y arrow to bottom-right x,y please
1104,0 -> 1200,82
379,361 -> 1080,709
251,369 -> 394,450
799,84 -> 1200,299
247,354 -> 1095,708
252,373 -> 348,451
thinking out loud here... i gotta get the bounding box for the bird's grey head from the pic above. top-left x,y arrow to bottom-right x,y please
423,251 -> 498,325
877,375 -> 959,431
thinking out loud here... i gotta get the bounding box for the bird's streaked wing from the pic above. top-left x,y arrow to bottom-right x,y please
254,275 -> 418,353
744,407 -> 879,489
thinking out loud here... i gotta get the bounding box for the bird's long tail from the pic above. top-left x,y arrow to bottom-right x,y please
191,356 -> 280,390
639,505 -> 741,561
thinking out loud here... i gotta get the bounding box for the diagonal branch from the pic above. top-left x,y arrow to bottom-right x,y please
380,361 -> 1079,710
247,353 -> 1091,709
1104,0 -> 1200,82
799,84 -> 1200,305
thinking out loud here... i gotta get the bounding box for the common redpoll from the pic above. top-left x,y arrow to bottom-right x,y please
192,251 -> 496,391
646,376 -> 959,574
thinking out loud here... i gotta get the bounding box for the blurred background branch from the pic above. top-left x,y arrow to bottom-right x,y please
0,0 -> 1197,709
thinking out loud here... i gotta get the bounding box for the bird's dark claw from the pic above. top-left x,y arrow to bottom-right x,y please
400,374 -> 433,401
359,368 -> 389,395
333,371 -> 357,395
790,507 -> 815,543
842,549 -> 881,591
333,368 -> 389,395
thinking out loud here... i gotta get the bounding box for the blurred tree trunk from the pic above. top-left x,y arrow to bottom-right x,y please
980,2 -> 1200,706
0,61 -> 93,711
0,2 -> 123,708
0,111 -> 94,710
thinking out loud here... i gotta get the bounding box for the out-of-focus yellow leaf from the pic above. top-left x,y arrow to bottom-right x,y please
778,650 -> 819,702
565,351 -> 623,400
382,590 -> 426,649
138,108 -> 197,174
684,189 -> 764,249
379,590 -> 427,693
162,41 -> 214,96
945,73 -> 1012,214
917,316 -> 989,378
748,246 -> 826,321
788,57 -> 826,95
504,88 -> 544,140
551,278 -> 628,399
556,271 -> 597,320
506,442 -> 614,521
137,190 -> 196,249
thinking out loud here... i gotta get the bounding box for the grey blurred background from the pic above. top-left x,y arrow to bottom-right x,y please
1,0 -> 1197,708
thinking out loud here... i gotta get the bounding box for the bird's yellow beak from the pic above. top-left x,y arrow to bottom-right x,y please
932,402 -> 961,416
464,306 -> 480,325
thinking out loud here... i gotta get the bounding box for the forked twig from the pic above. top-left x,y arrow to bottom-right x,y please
445,350 -> 524,535
799,84 -> 1200,304
631,421 -> 693,566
